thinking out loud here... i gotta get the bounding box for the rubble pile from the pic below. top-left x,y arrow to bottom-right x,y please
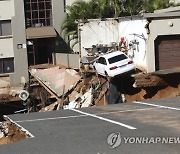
0,120 -> 28,144
0,78 -> 24,103
40,73 -> 111,111
24,64 -> 180,113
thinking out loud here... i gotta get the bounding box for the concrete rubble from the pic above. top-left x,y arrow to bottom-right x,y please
27,63 -> 120,112
0,59 -> 178,114
35,65 -> 126,112
0,78 -> 24,103
30,66 -> 81,98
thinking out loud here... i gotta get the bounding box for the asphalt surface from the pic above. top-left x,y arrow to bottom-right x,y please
1,97 -> 180,154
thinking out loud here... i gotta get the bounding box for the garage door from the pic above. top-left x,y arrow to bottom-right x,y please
156,36 -> 180,70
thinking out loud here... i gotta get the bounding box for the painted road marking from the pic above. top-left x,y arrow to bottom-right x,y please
15,114 -> 87,123
70,108 -> 137,130
97,107 -> 160,116
4,115 -> 34,138
133,101 -> 180,111
14,107 -> 159,123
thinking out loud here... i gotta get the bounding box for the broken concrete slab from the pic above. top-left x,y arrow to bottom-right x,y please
63,88 -> 92,109
81,88 -> 92,108
30,67 -> 81,98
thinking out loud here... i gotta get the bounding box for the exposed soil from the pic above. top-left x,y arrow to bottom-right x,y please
112,73 -> 180,102
125,85 -> 180,102
0,121 -> 28,145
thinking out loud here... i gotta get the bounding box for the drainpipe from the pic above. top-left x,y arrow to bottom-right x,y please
78,23 -> 82,58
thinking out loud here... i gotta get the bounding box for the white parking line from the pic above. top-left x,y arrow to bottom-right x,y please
97,107 -> 160,116
14,107 -> 159,123
133,101 -> 180,111
15,114 -> 87,123
70,108 -> 137,130
4,115 -> 34,138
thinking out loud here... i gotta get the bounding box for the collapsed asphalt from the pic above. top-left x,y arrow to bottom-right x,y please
0,97 -> 180,154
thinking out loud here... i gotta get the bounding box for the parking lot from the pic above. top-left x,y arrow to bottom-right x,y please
1,97 -> 180,154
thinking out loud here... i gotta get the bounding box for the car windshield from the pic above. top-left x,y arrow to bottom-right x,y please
108,54 -> 127,64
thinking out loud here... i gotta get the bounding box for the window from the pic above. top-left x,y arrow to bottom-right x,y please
0,20 -> 12,36
24,0 -> 53,28
108,54 -> 127,64
0,58 -> 14,74
98,57 -> 107,65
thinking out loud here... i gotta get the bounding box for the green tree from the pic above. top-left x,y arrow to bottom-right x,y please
61,0 -> 179,50
61,0 -> 120,48
119,0 -> 144,16
143,0 -> 180,13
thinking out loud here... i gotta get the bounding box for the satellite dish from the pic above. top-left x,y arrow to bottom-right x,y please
19,90 -> 29,101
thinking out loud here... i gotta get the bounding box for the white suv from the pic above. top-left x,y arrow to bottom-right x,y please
93,51 -> 136,77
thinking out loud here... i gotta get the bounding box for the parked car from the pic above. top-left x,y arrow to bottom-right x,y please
93,51 -> 136,77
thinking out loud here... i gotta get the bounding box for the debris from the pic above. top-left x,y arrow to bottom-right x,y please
64,88 -> 92,109
0,119 -> 29,145
29,66 -> 81,100
19,90 -> 29,101
105,83 -> 124,104
81,88 -> 93,108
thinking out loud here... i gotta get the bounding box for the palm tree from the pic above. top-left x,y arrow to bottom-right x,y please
61,0 -> 121,50
61,0 -> 179,51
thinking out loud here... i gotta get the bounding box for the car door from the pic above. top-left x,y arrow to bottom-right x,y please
95,57 -> 107,75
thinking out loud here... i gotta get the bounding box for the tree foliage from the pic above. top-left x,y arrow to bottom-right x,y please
61,0 -> 179,48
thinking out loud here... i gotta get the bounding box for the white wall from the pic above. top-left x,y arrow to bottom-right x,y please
79,18 -> 148,70
0,0 -> 15,20
0,38 -> 14,58
118,18 -> 148,70
80,19 -> 119,57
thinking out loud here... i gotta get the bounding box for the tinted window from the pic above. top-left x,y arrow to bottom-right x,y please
108,54 -> 127,64
0,58 -> 14,74
0,20 -> 12,36
3,58 -> 14,73
98,57 -> 107,65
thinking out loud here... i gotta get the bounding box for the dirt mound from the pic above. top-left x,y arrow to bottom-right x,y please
0,120 -> 28,145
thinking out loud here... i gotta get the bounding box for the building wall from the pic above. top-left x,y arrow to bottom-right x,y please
10,0 -> 28,85
146,18 -> 180,72
52,0 -> 72,53
0,0 -> 14,59
80,19 -> 119,57
118,18 -> 148,70
52,0 -> 67,34
0,0 -> 14,20
54,53 -> 80,68
0,39 -> 14,58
